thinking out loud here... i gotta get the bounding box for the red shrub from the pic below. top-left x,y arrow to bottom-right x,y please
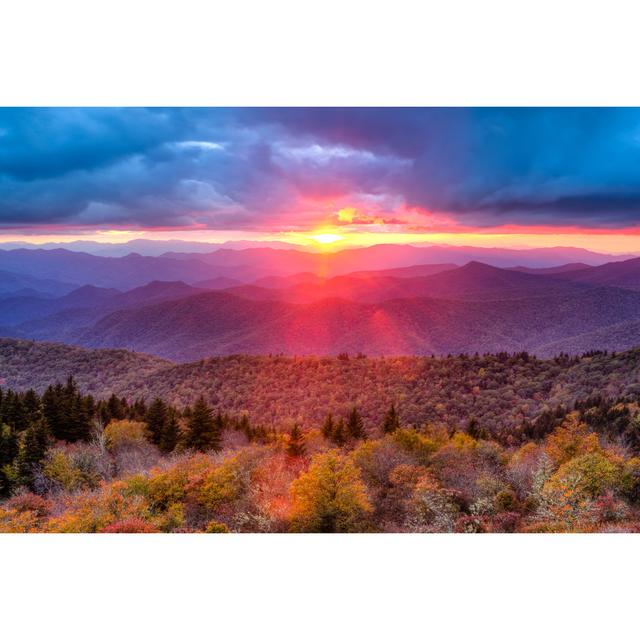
490,511 -> 521,533
454,515 -> 487,533
6,493 -> 51,518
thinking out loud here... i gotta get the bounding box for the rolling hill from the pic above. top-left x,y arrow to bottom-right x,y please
2,337 -> 640,434
71,284 -> 640,361
551,256 -> 640,291
224,261 -> 598,304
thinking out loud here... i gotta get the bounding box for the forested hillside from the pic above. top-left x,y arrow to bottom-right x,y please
2,338 -> 640,438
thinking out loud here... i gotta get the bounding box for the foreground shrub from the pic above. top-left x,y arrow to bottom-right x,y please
104,420 -> 148,452
289,450 -> 372,533
405,476 -> 460,532
546,453 -> 621,499
102,517 -> 160,533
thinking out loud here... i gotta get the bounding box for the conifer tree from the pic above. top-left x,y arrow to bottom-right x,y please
0,423 -> 18,497
332,417 -> 347,446
347,407 -> 366,441
287,424 -> 306,457
66,389 -> 93,442
382,403 -> 400,434
16,418 -> 49,490
466,417 -> 488,440
146,398 -> 168,446
322,413 -> 335,440
185,396 -> 220,452
106,393 -> 126,421
159,410 -> 180,454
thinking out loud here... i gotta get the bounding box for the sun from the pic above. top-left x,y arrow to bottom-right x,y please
311,232 -> 344,245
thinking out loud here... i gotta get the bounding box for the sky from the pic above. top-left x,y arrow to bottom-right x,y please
2,107 -> 640,252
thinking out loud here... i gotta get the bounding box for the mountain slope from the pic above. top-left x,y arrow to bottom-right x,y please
225,261 -> 598,304
0,337 -> 170,395
552,256 -> 640,291
4,337 -> 640,435
11,281 -> 206,341
74,285 -> 640,361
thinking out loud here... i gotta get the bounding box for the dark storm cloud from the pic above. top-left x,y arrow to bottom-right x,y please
1,107 -> 640,231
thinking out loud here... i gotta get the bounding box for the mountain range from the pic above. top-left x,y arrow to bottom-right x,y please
0,244 -> 639,361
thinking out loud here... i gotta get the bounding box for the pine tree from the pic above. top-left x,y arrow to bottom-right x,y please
146,398 -> 168,446
382,403 -> 400,434
322,413 -> 335,440
42,383 -> 64,437
332,417 -> 347,446
466,417 -> 488,440
347,407 -> 366,440
16,418 -> 49,490
106,393 -> 126,421
287,424 -> 306,457
0,423 -> 18,497
159,410 -> 180,454
185,396 -> 221,452
66,390 -> 93,442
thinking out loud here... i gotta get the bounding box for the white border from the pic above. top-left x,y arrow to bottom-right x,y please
1,0 -> 639,106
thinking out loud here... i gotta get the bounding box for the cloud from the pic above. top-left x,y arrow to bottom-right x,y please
1,107 -> 640,233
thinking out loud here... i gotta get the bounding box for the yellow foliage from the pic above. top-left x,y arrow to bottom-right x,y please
392,428 -> 438,465
545,452 -> 621,499
544,414 -> 601,467
43,451 -> 86,492
289,450 -> 372,532
104,420 -> 148,451
46,481 -> 153,533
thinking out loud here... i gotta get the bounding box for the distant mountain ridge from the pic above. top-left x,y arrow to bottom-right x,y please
2,249 -> 640,361
0,244 -> 633,291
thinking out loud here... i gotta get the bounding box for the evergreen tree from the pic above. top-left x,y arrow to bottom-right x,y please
382,403 -> 400,434
322,413 -> 335,440
332,417 -> 347,446
23,389 -> 41,418
106,393 -> 126,421
0,423 -> 18,497
287,424 -> 306,457
466,417 -> 488,440
42,383 -> 64,437
347,407 -> 366,440
65,389 -> 93,442
185,396 -> 221,452
16,418 -> 49,490
159,410 -> 180,454
146,398 -> 168,446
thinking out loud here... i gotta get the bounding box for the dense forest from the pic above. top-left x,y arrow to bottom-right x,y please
2,358 -> 640,532
3,338 -> 640,437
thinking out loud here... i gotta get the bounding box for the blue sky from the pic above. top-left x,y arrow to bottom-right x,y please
1,107 -> 640,249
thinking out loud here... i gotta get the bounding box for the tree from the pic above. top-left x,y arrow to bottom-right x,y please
43,377 -> 92,442
286,424 -> 306,457
0,423 -> 18,497
382,403 -> 400,434
289,450 -> 373,532
16,418 -> 49,490
185,397 -> 221,452
466,417 -> 488,440
331,417 -> 347,446
146,398 -> 168,446
322,413 -> 335,440
160,411 -> 180,454
347,407 -> 366,441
